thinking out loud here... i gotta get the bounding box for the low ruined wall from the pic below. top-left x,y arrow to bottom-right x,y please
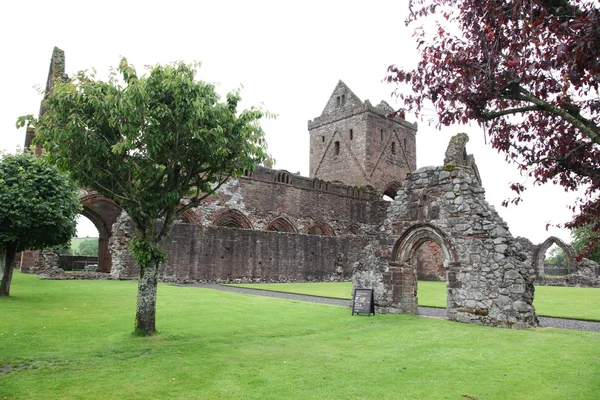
111,217 -> 369,283
57,255 -> 99,271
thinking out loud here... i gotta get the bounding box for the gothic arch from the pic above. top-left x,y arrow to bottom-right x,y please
342,224 -> 360,235
274,170 -> 292,185
180,209 -> 202,225
383,181 -> 401,200
265,216 -> 297,233
392,223 -> 458,267
79,194 -> 123,273
212,209 -> 253,229
533,236 -> 575,279
306,221 -> 335,236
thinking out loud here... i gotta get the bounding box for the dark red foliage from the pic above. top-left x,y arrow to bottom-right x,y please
389,0 -> 600,252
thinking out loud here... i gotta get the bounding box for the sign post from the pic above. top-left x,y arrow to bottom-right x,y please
351,288 -> 375,316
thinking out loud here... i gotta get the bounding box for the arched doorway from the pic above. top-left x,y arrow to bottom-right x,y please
533,237 -> 575,280
390,223 -> 459,316
79,194 -> 123,273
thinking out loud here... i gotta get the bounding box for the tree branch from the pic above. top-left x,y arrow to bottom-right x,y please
480,105 -> 542,120
513,89 -> 600,146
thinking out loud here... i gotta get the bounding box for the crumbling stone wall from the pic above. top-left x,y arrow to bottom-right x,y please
110,212 -> 369,283
182,166 -> 388,236
57,255 -> 99,271
353,134 -> 538,328
19,249 -> 60,274
529,236 -> 600,287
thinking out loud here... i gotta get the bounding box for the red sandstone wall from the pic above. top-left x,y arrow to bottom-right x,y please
187,168 -> 388,236
118,224 -> 369,283
415,241 -> 445,281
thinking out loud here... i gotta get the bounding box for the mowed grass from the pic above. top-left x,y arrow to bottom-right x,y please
1,272 -> 600,400
226,281 -> 600,321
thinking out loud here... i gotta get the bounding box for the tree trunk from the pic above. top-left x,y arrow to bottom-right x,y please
134,258 -> 159,335
0,243 -> 17,297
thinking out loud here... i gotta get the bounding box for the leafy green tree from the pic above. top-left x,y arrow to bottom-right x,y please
545,247 -> 567,268
57,244 -> 73,255
20,59 -> 270,335
0,152 -> 80,296
77,239 -> 98,257
571,225 -> 600,263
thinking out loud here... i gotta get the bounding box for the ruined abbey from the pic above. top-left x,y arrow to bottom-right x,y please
20,48 -> 599,329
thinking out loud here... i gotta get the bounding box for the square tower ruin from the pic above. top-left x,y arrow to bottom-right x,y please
308,80 -> 418,194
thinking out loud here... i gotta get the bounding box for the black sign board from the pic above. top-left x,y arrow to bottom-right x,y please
351,288 -> 375,316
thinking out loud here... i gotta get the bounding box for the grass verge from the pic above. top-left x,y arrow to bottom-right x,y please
225,281 -> 600,321
1,272 -> 599,400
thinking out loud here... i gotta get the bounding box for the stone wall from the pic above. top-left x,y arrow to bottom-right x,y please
110,214 -> 369,283
183,166 -> 388,236
352,134 -> 538,328
57,255 -> 99,271
19,249 -> 59,274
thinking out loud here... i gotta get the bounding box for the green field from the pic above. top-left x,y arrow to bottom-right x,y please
1,272 -> 599,399
68,237 -> 98,253
226,281 -> 600,321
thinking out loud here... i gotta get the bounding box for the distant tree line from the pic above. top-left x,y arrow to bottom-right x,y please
58,239 -> 98,257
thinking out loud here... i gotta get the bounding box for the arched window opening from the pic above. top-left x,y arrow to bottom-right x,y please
242,169 -> 253,178
418,194 -> 429,220
307,221 -> 335,236
380,129 -> 384,141
391,141 -> 397,155
350,129 -> 353,140
265,217 -> 297,233
334,141 -> 340,156
383,181 -> 400,201
213,209 -> 253,230
275,171 -> 292,185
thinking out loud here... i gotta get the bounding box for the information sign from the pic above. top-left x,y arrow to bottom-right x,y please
351,288 -> 375,316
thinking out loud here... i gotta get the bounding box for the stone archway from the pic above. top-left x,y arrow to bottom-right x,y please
79,194 -> 123,273
386,223 -> 459,315
533,236 -> 575,280
353,133 -> 538,328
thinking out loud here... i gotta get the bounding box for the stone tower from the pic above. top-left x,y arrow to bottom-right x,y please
308,81 -> 418,196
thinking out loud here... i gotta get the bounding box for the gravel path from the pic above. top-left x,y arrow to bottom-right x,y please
185,283 -> 600,332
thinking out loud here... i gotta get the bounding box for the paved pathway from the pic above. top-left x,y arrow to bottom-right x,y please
184,283 -> 600,333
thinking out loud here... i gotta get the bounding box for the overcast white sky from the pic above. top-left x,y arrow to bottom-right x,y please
0,0 -> 582,243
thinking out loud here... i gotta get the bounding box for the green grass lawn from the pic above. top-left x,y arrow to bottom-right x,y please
1,272 -> 600,399
226,281 -> 600,321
